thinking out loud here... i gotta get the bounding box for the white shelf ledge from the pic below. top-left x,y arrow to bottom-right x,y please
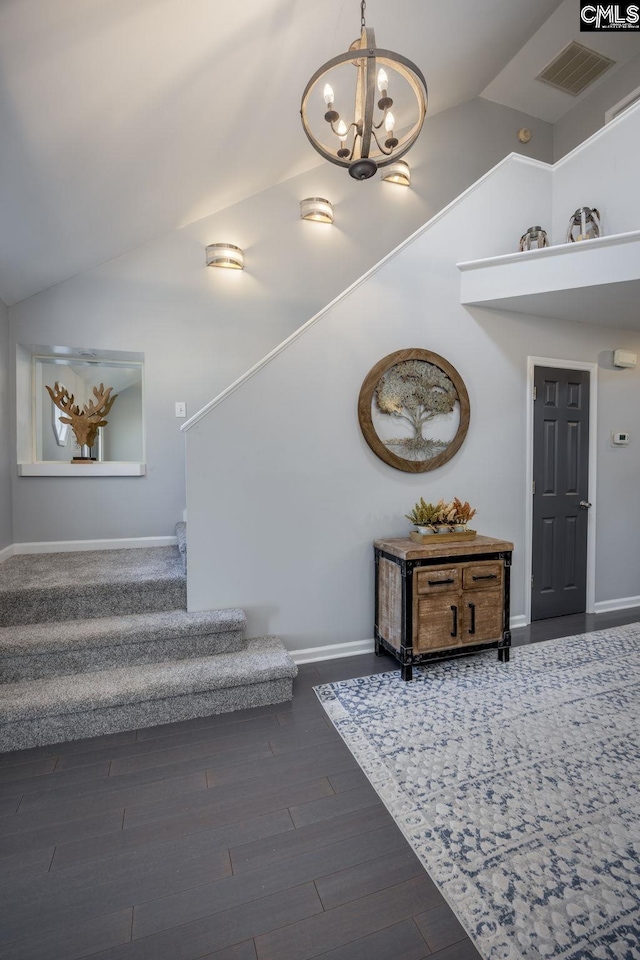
18,462 -> 146,477
458,230 -> 640,329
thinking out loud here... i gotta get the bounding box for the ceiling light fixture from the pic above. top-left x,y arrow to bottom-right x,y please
205,243 -> 244,270
300,197 -> 334,223
381,159 -> 411,186
300,0 -> 427,181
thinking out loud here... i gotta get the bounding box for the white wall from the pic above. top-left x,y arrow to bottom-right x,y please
185,110 -> 640,650
8,97 -> 552,543
552,100 -> 640,242
554,53 -> 640,161
0,299 -> 12,550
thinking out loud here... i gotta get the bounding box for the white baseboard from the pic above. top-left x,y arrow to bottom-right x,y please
291,617 -> 529,664
290,639 -> 375,665
593,595 -> 640,614
11,536 -> 178,555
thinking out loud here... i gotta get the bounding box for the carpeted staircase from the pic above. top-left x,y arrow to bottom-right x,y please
0,536 -> 297,752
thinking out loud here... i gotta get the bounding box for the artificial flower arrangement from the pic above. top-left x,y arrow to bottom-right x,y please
405,497 -> 477,534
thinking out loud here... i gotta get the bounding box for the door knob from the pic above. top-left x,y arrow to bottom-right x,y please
579,501 -> 592,509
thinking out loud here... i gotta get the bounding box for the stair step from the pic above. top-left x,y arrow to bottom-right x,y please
0,638 -> 297,752
0,547 -> 186,626
0,609 -> 247,682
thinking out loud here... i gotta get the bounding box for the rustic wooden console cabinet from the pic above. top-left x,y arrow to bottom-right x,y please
374,535 -> 514,680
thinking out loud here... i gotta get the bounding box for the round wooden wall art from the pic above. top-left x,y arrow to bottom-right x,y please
358,349 -> 470,473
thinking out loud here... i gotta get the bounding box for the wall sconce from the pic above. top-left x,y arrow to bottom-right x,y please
300,197 -> 334,223
381,160 -> 411,186
206,243 -> 244,269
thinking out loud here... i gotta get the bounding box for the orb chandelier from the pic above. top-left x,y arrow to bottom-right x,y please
300,0 -> 427,181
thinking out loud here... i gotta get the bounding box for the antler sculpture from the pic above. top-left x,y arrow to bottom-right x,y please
46,382 -> 119,449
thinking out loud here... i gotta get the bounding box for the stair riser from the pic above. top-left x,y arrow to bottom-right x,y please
0,583 -> 187,627
0,679 -> 294,752
0,630 -> 246,682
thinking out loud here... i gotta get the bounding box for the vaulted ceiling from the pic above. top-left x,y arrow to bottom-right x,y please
0,0 -> 637,306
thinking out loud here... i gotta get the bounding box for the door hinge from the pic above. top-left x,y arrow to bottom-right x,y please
532,480 -> 536,495
531,575 -> 534,586
533,386 -> 537,401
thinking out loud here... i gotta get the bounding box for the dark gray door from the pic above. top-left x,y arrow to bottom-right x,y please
532,366 -> 590,620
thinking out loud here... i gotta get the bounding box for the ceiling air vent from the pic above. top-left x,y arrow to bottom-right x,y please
536,41 -> 615,96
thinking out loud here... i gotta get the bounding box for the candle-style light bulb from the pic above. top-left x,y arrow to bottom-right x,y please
377,68 -> 389,93
384,111 -> 395,133
323,83 -> 334,105
336,119 -> 348,141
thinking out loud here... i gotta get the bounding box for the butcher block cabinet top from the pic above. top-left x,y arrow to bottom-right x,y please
374,534 -> 514,560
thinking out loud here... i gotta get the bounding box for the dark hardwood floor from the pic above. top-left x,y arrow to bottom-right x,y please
1,607 -> 639,960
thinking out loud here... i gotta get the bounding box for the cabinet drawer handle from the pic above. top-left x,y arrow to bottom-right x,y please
450,605 -> 458,637
472,573 -> 497,581
428,577 -> 455,586
468,602 -> 476,635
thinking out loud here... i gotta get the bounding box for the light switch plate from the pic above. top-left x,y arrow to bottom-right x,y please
175,402 -> 187,418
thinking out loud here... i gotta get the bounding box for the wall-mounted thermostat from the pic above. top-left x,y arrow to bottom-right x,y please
613,350 -> 637,368
612,431 -> 630,445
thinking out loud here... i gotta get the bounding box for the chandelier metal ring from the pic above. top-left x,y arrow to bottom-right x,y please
300,12 -> 427,180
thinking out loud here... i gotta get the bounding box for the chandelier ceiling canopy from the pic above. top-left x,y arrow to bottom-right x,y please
300,1 -> 428,180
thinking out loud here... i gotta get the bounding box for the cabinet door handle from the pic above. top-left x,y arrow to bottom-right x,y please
428,577 -> 455,586
450,605 -> 458,637
472,573 -> 497,581
468,602 -> 476,635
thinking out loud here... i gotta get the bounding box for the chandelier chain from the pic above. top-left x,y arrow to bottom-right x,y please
361,0 -> 366,30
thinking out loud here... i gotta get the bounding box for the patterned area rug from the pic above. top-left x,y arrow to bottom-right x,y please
314,627 -> 640,960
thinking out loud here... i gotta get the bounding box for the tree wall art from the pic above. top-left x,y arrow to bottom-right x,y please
358,349 -> 470,473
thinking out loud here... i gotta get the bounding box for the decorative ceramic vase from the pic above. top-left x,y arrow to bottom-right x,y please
415,525 -> 435,535
567,207 -> 601,243
519,226 -> 549,252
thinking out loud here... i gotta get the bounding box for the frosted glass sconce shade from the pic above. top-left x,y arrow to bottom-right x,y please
300,197 -> 334,223
206,243 -> 244,269
381,160 -> 411,186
